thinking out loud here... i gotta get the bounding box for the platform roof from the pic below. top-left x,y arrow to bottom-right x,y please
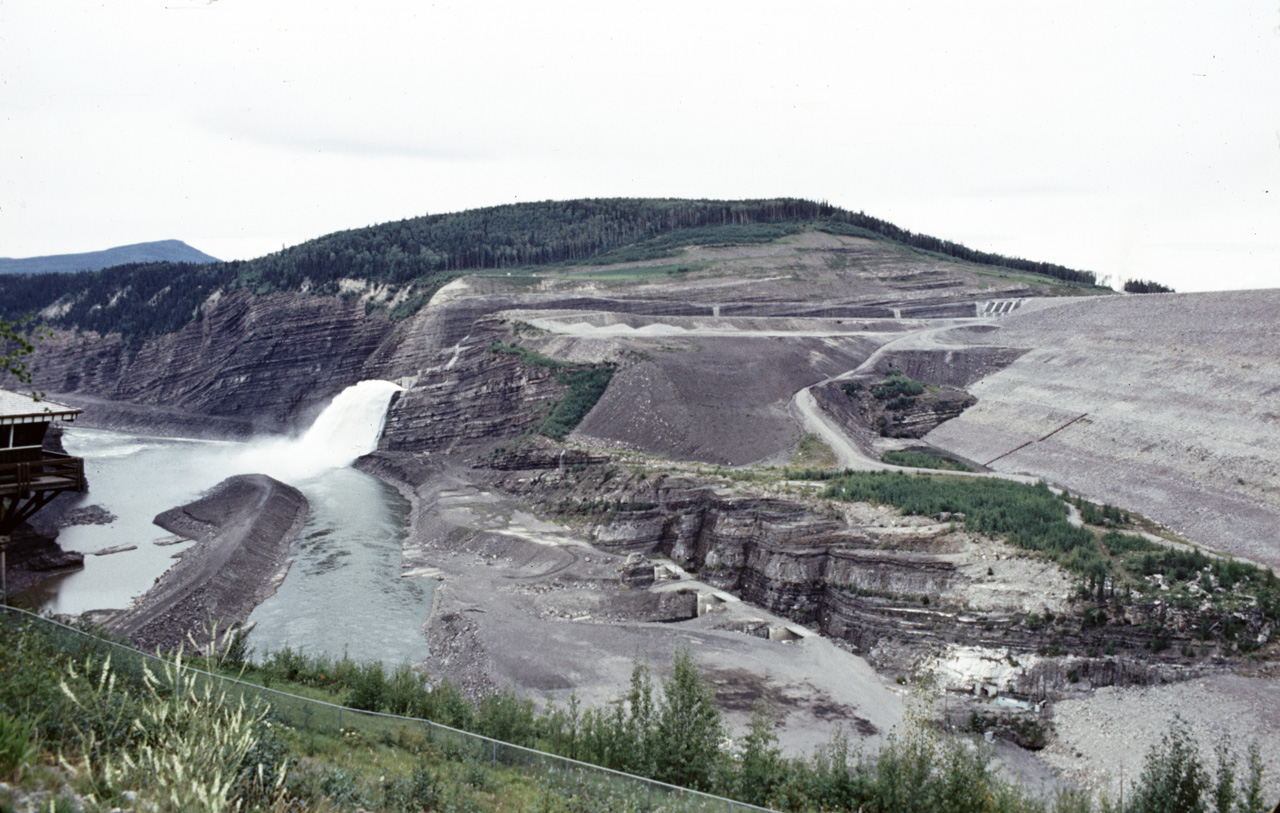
0,389 -> 81,424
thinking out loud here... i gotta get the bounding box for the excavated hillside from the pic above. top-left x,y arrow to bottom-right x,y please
17,217 -> 1280,796
30,230 -> 1080,442
920,291 -> 1280,570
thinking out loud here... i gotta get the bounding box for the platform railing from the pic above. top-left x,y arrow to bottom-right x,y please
0,605 -> 776,812
0,452 -> 84,494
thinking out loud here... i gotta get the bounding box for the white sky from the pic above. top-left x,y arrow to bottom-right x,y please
2,1 -> 1277,292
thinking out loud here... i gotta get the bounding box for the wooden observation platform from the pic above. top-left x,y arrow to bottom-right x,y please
1,389 -> 85,599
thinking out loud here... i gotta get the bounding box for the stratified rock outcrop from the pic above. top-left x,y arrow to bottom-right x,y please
35,290 -> 397,434
493,467 -> 1259,687
813,376 -> 976,444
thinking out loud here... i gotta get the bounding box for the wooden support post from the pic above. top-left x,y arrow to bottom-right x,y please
1,534 -> 8,604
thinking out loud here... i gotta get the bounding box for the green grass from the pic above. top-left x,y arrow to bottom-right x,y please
880,450 -> 972,472
792,433 -> 839,469
486,341 -> 575,369
966,263 -> 1112,293
487,340 -> 616,441
573,222 -> 805,266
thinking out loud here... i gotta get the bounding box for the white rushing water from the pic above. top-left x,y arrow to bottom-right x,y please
26,380 -> 433,665
233,380 -> 405,480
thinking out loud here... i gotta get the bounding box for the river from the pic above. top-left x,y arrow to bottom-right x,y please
23,381 -> 433,665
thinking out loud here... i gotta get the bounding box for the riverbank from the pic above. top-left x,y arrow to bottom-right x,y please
107,473 -> 308,652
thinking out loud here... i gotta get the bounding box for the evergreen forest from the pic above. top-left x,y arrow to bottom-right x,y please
1122,279 -> 1176,294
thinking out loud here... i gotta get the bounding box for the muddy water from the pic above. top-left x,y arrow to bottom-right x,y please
27,382 -> 433,665
244,469 -> 431,665
30,430 -> 236,614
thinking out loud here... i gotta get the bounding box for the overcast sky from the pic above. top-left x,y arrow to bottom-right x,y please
2,1 -> 1277,292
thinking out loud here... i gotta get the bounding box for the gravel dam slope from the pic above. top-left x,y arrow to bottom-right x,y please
110,474 -> 309,651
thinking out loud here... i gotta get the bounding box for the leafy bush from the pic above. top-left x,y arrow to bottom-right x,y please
885,394 -> 918,411
476,688 -> 538,747
873,369 -> 925,400
1073,497 -> 1127,526
382,763 -> 443,812
316,766 -> 366,808
0,712 -> 37,780
823,472 -> 1099,568
653,648 -> 726,791
538,366 -> 615,441
1102,531 -> 1159,555
881,450 -> 972,472
347,659 -> 388,711
1124,717 -> 1219,813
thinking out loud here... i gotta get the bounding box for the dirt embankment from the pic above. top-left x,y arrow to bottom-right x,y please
109,474 -> 308,652
924,291 -> 1280,570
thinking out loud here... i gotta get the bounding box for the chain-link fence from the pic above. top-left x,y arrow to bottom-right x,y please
1,605 -> 775,812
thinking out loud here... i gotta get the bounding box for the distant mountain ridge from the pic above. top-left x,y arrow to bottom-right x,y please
0,240 -> 219,274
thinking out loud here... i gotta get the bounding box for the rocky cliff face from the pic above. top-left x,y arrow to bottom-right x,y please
34,290 -> 399,433
381,324 -> 571,455
491,464 -> 1264,687
30,287 -> 599,444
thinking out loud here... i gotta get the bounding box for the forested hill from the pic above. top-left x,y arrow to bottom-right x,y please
0,239 -> 219,275
0,198 -> 1100,344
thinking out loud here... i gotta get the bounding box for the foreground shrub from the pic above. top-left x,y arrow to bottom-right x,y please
59,653 -> 284,812
0,711 -> 37,781
1122,717 -> 1266,813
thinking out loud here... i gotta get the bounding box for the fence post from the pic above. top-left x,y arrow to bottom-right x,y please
492,740 -> 497,767
337,707 -> 343,731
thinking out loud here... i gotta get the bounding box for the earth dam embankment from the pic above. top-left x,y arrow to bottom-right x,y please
108,473 -> 308,652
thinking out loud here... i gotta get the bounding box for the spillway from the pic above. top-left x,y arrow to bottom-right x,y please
28,381 -> 431,665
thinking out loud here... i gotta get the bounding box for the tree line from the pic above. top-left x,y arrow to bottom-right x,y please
1123,279 -> 1175,294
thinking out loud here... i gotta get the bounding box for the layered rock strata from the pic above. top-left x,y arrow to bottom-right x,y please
496,469 -> 1259,689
